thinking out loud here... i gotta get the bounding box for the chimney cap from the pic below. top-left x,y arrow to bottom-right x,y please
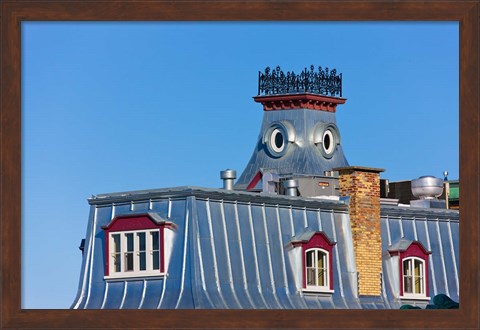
333,166 -> 385,174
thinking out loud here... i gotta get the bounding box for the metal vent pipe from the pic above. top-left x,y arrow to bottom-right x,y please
220,169 -> 237,190
283,179 -> 299,196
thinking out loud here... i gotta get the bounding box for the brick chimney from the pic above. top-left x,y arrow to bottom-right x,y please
334,166 -> 385,296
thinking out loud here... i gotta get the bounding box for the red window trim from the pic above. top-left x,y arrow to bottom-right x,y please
292,232 -> 336,290
102,213 -> 174,276
390,241 -> 431,297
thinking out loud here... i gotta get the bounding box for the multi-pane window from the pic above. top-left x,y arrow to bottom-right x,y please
108,229 -> 161,277
305,248 -> 329,290
402,257 -> 425,296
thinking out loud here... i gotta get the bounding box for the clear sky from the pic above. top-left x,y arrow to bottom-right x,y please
21,22 -> 458,308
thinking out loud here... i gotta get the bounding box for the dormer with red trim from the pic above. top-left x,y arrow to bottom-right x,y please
387,238 -> 432,300
102,213 -> 176,279
288,231 -> 336,293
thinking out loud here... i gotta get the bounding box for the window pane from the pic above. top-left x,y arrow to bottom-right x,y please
151,231 -> 160,270
403,259 -> 410,276
306,267 -> 316,285
139,252 -> 146,271
404,276 -> 413,293
152,251 -> 159,270
137,232 -> 146,271
414,259 -> 423,294
152,231 -> 159,250
125,252 -> 134,271
306,251 -> 314,268
318,251 -> 326,286
138,232 -> 146,251
112,234 -> 121,253
113,253 -> 121,272
126,233 -> 134,252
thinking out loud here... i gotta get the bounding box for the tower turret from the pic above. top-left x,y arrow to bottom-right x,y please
235,65 -> 349,189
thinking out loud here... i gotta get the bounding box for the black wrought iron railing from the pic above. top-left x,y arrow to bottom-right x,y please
258,65 -> 342,97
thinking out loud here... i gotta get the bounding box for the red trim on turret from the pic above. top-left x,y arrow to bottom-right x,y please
253,93 -> 346,112
246,171 -> 263,190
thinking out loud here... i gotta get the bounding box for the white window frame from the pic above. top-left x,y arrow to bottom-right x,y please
105,228 -> 163,279
304,248 -> 332,293
401,256 -> 428,299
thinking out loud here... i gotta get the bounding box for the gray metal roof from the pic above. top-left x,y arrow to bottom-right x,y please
72,187 -> 459,309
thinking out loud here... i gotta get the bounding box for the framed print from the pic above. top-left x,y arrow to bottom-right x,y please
1,1 -> 478,329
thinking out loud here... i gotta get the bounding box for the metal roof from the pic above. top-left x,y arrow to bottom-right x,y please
72,188 -> 459,309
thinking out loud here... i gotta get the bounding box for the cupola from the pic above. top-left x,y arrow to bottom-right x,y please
235,65 -> 350,189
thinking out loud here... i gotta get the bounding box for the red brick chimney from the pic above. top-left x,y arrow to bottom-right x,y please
334,166 -> 385,296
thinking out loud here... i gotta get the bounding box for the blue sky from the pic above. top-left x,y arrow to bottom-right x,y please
21,22 -> 458,308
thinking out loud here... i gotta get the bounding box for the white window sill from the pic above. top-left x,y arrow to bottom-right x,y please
399,295 -> 431,301
104,272 -> 166,281
302,288 -> 334,295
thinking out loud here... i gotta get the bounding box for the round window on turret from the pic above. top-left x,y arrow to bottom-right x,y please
322,130 -> 334,155
264,121 -> 295,158
313,123 -> 340,159
270,128 -> 285,153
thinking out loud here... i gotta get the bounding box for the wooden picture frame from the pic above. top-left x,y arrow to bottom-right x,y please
1,1 -> 478,328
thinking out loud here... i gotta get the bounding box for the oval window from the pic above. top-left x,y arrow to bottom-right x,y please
312,123 -> 340,159
264,121 -> 295,158
270,128 -> 285,153
322,130 -> 334,155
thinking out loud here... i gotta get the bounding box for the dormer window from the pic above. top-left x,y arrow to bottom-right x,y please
102,213 -> 175,279
305,248 -> 330,290
388,238 -> 431,300
402,257 -> 426,296
289,231 -> 336,293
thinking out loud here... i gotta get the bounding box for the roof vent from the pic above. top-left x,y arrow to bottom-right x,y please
283,179 -> 299,196
411,176 -> 443,199
220,169 -> 236,190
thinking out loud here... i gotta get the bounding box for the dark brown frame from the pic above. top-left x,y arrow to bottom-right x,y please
1,1 -> 478,329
